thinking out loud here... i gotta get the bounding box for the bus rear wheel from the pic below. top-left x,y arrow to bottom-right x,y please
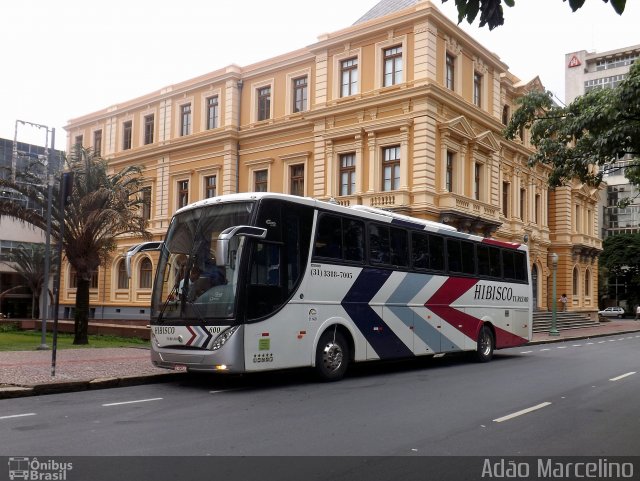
315,330 -> 349,381
475,325 -> 494,363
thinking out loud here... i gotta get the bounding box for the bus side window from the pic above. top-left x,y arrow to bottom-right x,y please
460,240 -> 475,274
390,227 -> 408,267
514,251 -> 527,281
489,246 -> 501,278
369,224 -> 390,264
429,235 -> 445,271
314,214 -> 342,259
446,238 -> 462,273
412,232 -> 429,269
502,250 -> 516,280
477,245 -> 490,276
344,218 -> 365,262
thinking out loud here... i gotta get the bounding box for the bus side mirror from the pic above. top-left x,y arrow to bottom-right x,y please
125,241 -> 163,277
216,225 -> 267,267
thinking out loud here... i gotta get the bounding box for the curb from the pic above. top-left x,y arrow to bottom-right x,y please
0,372 -> 184,400
528,328 -> 640,346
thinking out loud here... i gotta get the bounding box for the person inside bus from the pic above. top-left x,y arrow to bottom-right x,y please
179,265 -> 212,301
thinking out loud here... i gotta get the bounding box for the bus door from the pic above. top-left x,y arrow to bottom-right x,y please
243,199 -> 313,370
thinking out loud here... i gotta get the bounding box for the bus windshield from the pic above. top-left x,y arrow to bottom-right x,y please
151,201 -> 255,322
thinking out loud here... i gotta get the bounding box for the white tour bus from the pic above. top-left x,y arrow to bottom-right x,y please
128,192 -> 532,381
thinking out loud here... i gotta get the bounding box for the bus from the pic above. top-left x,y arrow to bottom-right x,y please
127,192 -> 532,381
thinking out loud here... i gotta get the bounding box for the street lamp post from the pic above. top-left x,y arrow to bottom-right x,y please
13,120 -> 55,350
549,253 -> 560,336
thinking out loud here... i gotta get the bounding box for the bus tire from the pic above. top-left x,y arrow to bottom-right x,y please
315,330 -> 349,381
475,325 -> 494,363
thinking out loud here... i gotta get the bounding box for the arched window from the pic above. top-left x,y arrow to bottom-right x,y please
139,258 -> 153,289
572,267 -> 579,296
584,269 -> 591,296
117,259 -> 129,289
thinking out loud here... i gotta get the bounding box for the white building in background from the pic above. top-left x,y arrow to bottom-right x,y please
565,44 -> 640,240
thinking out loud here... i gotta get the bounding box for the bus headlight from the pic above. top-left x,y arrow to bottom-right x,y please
211,325 -> 240,351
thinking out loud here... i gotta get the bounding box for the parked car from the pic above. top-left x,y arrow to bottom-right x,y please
598,307 -> 625,318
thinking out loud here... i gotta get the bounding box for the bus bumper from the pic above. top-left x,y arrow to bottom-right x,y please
150,325 -> 245,373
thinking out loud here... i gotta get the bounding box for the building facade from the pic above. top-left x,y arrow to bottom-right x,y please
64,0 -> 601,319
0,137 -> 63,318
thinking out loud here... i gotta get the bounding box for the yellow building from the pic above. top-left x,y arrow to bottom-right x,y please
64,0 -> 601,320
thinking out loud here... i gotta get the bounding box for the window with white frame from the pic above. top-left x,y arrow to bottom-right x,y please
339,153 -> 356,196
206,96 -> 219,129
446,53 -> 455,91
474,163 -> 482,200
446,151 -> 455,192
254,170 -> 268,192
502,181 -> 509,216
473,72 -> 482,107
144,114 -> 154,145
93,130 -> 102,156
117,259 -> 129,289
204,175 -> 217,198
122,121 -> 132,150
382,145 -> 400,191
383,46 -> 403,87
177,180 -> 189,208
290,164 -> 304,196
139,258 -> 153,289
180,103 -> 192,136
257,87 -> 271,121
341,58 -> 358,97
293,77 -> 308,113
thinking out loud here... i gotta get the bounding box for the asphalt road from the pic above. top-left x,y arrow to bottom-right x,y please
2,333 -> 639,459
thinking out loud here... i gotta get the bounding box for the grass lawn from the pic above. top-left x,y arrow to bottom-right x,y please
0,324 -> 148,351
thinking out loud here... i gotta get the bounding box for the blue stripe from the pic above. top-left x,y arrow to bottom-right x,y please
342,268 -> 413,359
387,273 -> 442,351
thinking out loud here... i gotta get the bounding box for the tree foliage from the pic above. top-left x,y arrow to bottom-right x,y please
0,147 -> 150,344
503,61 -> 640,190
2,244 -> 57,319
599,233 -> 640,308
442,0 -> 626,30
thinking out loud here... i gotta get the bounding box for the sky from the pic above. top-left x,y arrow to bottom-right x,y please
2,0 -> 639,148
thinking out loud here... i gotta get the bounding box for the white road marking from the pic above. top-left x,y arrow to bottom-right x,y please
572,344 -> 582,347
609,372 -> 636,382
102,397 -> 163,407
493,402 -> 552,423
556,346 -> 567,349
0,413 -> 36,420
598,341 -> 607,344
540,348 -> 551,351
520,351 -> 533,354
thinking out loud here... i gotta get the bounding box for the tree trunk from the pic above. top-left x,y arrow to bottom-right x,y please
74,277 -> 90,345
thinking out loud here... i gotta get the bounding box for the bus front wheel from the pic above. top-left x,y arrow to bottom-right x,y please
475,325 -> 494,362
315,330 -> 349,381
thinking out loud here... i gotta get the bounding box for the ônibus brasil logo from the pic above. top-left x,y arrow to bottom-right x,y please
8,457 -> 73,480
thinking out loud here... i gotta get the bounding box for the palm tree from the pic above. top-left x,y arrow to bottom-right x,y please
0,147 -> 150,344
1,244 -> 56,319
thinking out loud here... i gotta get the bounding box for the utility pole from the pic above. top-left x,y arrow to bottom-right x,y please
13,120 -> 55,350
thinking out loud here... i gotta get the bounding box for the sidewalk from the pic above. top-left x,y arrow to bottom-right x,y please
1,320 -> 639,399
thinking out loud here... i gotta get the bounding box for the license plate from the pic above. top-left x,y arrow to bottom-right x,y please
174,365 -> 187,372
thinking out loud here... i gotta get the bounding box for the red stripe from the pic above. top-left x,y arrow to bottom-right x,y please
494,326 -> 528,348
185,325 -> 197,346
426,277 -> 478,306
